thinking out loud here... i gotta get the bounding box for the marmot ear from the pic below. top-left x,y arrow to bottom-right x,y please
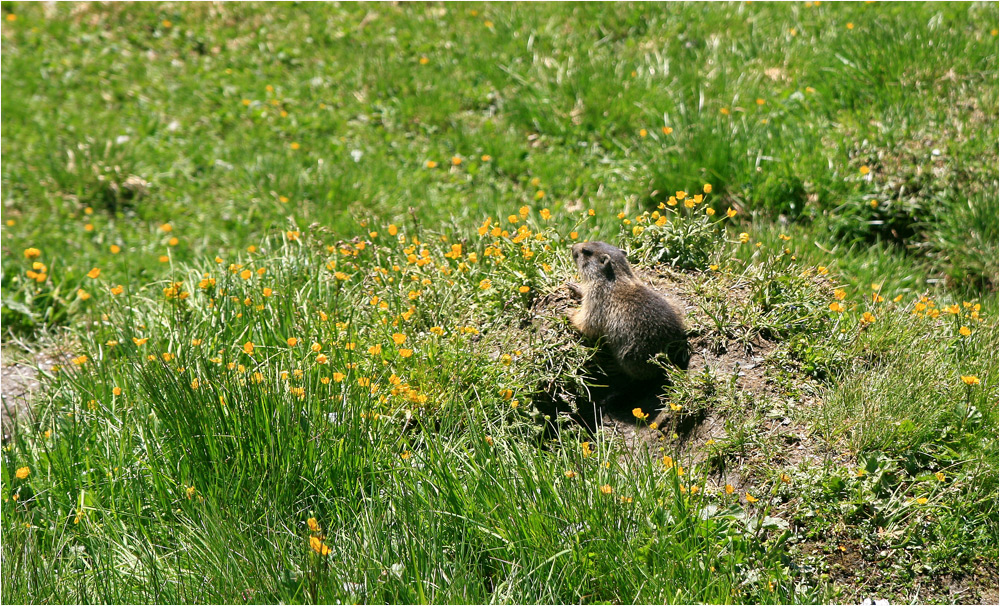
600,253 -> 614,277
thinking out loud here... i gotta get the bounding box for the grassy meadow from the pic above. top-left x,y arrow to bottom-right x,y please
1,2 -> 998,603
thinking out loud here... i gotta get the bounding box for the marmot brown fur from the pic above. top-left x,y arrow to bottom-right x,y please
568,241 -> 688,380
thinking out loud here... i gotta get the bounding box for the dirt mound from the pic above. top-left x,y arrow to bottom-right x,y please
528,264 -> 838,492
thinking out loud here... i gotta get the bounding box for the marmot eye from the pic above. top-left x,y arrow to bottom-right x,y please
582,249 -> 592,256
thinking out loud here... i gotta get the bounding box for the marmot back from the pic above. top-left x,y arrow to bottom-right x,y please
568,241 -> 688,381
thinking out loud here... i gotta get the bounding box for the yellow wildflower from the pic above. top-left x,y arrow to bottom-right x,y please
309,536 -> 331,556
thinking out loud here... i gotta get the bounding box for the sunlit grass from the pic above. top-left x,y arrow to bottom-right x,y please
2,2 -> 997,603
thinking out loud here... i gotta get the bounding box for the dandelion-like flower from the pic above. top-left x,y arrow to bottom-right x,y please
309,536 -> 331,556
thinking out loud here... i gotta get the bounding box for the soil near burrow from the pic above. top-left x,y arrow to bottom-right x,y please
529,265 -> 845,493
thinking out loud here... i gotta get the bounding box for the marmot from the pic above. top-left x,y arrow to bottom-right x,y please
567,241 -> 688,380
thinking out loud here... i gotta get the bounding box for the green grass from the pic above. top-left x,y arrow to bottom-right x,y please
2,2 -> 997,604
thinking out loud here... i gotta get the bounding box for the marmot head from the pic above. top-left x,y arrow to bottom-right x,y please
571,241 -> 635,283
